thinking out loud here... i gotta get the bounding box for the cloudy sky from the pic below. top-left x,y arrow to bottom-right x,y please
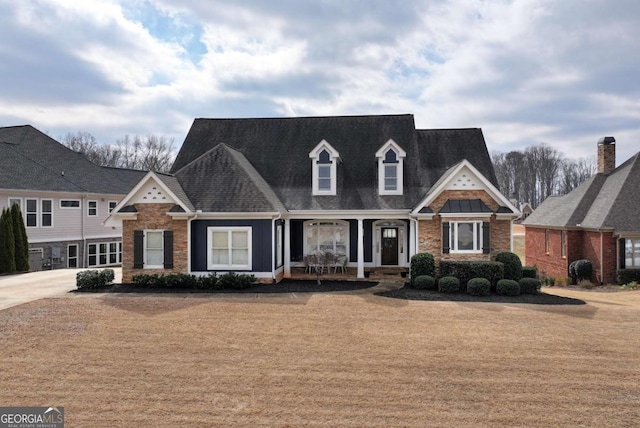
1,0 -> 638,163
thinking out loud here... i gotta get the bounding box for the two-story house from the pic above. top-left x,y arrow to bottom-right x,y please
0,125 -> 146,270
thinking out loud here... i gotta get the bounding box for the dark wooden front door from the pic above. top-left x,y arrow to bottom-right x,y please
381,228 -> 398,265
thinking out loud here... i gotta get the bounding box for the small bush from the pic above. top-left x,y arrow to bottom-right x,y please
76,269 -> 113,290
574,260 -> 593,282
494,252 -> 523,281
438,276 -> 460,293
198,273 -> 219,290
439,261 -> 504,289
519,278 -> 541,294
162,273 -> 199,288
131,274 -> 157,287
410,253 -> 435,285
522,266 -> 537,278
412,275 -> 436,290
218,272 -> 256,289
496,279 -> 520,296
620,281 -> 638,291
617,269 -> 640,285
467,278 -> 491,296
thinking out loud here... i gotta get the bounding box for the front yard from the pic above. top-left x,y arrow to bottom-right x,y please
1,288 -> 639,426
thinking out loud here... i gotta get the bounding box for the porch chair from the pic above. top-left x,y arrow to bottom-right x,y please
333,254 -> 348,274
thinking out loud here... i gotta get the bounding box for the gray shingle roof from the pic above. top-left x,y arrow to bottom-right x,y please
523,152 -> 640,233
0,125 -> 146,195
170,115 -> 498,212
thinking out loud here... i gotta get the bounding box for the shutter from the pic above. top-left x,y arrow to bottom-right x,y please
442,222 -> 450,254
619,238 -> 626,270
133,230 -> 144,268
163,230 -> 174,269
482,222 -> 490,254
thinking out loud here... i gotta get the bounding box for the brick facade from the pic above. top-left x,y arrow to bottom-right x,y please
417,189 -> 513,273
525,226 -> 618,284
122,203 -> 188,283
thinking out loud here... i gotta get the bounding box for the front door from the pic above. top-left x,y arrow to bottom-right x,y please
381,228 -> 398,265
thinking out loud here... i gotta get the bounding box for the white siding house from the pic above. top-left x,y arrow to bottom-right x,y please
0,125 -> 145,270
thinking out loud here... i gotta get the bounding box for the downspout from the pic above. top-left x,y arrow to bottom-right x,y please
600,231 -> 604,285
81,195 -> 87,268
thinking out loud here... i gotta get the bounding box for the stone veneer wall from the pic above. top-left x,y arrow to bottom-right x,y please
122,203 -> 188,283
417,190 -> 513,273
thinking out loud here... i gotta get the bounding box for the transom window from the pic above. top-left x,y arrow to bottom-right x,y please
60,200 -> 80,209
305,221 -> 348,256
625,238 -> 640,268
207,227 -> 252,270
450,221 -> 483,253
376,139 -> 406,195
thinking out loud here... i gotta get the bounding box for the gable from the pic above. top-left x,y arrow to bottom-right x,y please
130,178 -> 176,204
444,165 -> 485,191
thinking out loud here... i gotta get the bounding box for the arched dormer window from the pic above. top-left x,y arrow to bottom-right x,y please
375,139 -> 406,195
309,140 -> 340,195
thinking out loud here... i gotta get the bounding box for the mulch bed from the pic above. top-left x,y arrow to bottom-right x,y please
376,286 -> 586,305
74,279 -> 376,294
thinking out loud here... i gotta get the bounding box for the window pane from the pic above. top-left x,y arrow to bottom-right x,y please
146,232 -> 163,249
232,231 -> 247,248
68,258 -> 77,268
42,214 -> 52,227
385,165 -> 397,178
384,149 -> 397,163
89,255 -> 97,266
147,249 -> 163,266
232,249 -> 249,264
68,245 -> 77,257
318,165 -> 331,178
42,200 -> 52,212
27,199 -> 37,212
318,150 -> 330,163
318,178 -> 331,190
306,225 -> 318,253
212,249 -> 229,265
457,223 -> 474,251
212,231 -> 228,248
26,214 -> 36,227
61,200 -> 80,208
88,244 -> 97,255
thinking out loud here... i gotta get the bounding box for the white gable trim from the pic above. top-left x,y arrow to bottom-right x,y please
411,160 -> 519,215
110,171 -> 192,214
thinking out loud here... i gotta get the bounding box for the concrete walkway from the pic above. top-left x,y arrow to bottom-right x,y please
0,268 -> 122,311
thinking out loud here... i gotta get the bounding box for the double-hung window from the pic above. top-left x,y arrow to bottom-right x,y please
625,238 -> 640,268
449,221 -> 483,253
309,140 -> 339,196
87,200 -> 97,217
376,139 -> 406,195
145,231 -> 165,268
26,199 -> 38,227
207,227 -> 252,270
41,199 -> 53,227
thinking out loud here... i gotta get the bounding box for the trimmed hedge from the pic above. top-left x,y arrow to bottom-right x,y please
519,278 -> 541,294
494,252 -> 523,281
574,260 -> 593,282
467,278 -> 491,296
496,279 -> 520,296
130,272 -> 254,290
617,269 -> 640,285
439,261 -> 505,290
76,269 -> 115,290
413,275 -> 436,290
522,266 -> 537,278
410,253 -> 435,285
218,272 -> 255,289
438,276 -> 460,293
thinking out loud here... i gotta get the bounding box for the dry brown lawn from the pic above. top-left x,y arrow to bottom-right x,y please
1,287 -> 640,427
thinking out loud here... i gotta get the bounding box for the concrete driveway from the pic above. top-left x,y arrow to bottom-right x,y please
0,268 -> 122,311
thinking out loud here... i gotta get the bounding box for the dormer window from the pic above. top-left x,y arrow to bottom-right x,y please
309,140 -> 340,195
376,139 -> 406,195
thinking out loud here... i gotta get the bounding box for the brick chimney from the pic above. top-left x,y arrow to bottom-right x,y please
597,136 -> 616,174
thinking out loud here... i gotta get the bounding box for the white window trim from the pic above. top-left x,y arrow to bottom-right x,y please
276,224 -> 283,267
309,139 -> 340,196
60,199 -> 81,209
207,227 -> 252,271
108,200 -> 118,213
25,198 -> 38,228
87,200 -> 98,217
450,221 -> 483,254
41,198 -> 53,228
8,197 -> 22,210
376,139 -> 406,196
144,230 -> 165,269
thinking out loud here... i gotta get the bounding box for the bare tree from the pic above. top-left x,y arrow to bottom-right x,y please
492,143 -> 595,208
62,132 -> 176,173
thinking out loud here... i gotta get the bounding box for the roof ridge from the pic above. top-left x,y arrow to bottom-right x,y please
194,113 -> 414,121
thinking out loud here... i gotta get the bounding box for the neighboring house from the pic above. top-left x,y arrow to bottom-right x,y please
515,203 -> 533,223
523,137 -> 640,284
0,125 -> 146,270
108,115 -> 519,283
